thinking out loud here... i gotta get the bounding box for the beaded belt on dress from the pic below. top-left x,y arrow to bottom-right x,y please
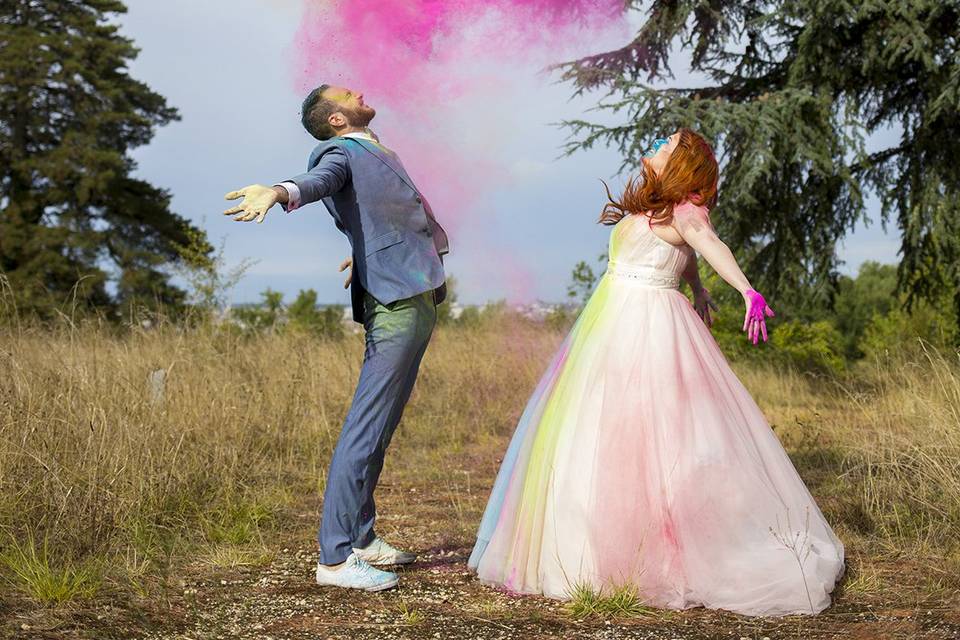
604,260 -> 681,289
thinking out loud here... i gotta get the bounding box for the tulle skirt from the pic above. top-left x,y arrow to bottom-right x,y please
468,273 -> 845,616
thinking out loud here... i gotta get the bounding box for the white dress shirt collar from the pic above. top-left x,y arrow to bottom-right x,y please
342,128 -> 380,144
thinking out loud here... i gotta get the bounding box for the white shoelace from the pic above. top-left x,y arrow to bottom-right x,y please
352,557 -> 377,578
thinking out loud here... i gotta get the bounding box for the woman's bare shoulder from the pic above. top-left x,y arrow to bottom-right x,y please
672,201 -> 712,230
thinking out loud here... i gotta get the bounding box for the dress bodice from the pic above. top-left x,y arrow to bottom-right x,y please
605,212 -> 695,289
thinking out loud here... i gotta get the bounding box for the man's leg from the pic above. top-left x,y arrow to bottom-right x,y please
353,300 -> 435,549
317,290 -> 436,565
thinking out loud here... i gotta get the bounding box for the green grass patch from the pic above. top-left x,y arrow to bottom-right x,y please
564,582 -> 661,619
1,535 -> 103,605
396,600 -> 426,625
202,497 -> 274,545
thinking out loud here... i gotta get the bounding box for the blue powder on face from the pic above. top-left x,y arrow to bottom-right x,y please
644,137 -> 669,157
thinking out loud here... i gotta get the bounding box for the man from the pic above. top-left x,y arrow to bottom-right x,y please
224,85 -> 449,592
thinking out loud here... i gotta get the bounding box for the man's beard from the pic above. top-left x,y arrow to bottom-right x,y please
343,104 -> 376,128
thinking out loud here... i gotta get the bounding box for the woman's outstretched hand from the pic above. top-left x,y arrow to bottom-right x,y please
742,289 -> 775,344
693,287 -> 719,328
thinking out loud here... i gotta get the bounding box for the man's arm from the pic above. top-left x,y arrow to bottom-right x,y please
272,184 -> 292,206
224,146 -> 350,223
285,146 -> 349,209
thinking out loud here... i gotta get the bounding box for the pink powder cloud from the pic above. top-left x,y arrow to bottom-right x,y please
289,0 -> 627,301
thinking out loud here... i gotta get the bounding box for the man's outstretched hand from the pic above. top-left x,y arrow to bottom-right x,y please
224,184 -> 282,223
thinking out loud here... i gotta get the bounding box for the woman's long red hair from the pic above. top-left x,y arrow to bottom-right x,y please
600,128 -> 718,225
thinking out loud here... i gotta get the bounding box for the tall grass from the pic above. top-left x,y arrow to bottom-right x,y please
736,340 -> 960,561
0,318 -> 555,601
0,319 -> 957,607
840,343 -> 960,550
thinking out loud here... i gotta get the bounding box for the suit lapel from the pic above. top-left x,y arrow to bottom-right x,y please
344,137 -> 444,232
347,138 -> 419,193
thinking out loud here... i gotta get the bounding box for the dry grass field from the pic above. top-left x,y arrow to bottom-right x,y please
1,318 -> 959,639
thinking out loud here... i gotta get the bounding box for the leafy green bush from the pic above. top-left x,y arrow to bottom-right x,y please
544,305 -> 577,332
769,320 -> 846,375
702,293 -> 845,375
859,305 -> 958,359
232,288 -> 284,333
686,260 -> 957,372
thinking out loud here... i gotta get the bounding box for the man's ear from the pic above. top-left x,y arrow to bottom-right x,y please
329,112 -> 346,128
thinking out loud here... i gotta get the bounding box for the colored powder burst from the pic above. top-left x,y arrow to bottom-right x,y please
292,0 -> 624,102
289,0 -> 628,301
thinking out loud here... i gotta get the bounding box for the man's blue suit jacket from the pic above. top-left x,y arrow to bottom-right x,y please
286,136 -> 449,323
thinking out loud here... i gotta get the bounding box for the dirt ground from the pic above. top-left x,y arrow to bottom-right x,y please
7,451 -> 960,640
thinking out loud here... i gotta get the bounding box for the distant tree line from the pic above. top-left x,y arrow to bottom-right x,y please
230,289 -> 345,339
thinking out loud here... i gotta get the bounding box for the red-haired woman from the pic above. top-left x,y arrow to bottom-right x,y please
468,129 -> 845,616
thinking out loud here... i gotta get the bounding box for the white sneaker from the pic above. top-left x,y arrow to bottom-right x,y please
315,553 -> 399,591
353,537 -> 417,566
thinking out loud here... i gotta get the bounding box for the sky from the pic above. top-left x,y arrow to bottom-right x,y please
120,0 -> 901,306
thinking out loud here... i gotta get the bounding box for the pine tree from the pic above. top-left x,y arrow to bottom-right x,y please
558,0 -> 960,328
0,0 -> 209,317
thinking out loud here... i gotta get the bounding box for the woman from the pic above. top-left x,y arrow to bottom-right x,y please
468,129 -> 845,616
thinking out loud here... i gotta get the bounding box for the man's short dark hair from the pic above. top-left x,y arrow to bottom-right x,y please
301,85 -> 339,140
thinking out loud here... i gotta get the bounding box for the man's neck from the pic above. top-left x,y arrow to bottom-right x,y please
338,126 -> 368,136
337,127 -> 381,145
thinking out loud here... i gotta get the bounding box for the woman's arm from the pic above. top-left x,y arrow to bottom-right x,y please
680,253 -> 704,292
673,205 -> 775,343
673,206 -> 752,295
681,254 -> 719,328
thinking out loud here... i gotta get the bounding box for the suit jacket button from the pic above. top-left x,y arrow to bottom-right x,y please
415,196 -> 423,204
